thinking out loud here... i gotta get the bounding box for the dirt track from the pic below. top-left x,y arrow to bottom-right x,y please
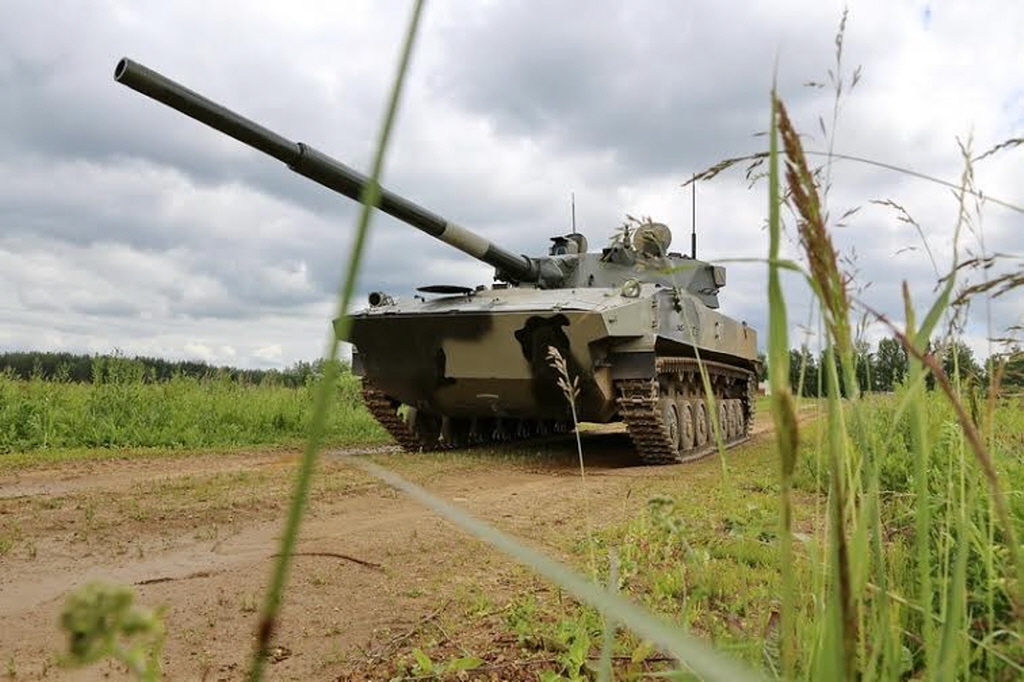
0,415 -> 784,680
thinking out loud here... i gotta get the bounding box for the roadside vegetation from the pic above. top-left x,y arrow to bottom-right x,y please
426,391 -> 1019,680
0,355 -> 385,457
0,350 -> 332,387
769,336 -> 1024,397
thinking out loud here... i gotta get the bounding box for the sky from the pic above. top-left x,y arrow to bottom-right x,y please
1,0 -> 1021,369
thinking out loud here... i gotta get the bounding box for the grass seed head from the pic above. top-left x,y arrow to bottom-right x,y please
776,97 -> 853,358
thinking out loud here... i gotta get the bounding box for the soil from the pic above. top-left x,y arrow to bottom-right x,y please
0,410 -> 797,680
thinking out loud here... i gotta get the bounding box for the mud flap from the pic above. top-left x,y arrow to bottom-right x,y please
609,351 -> 657,380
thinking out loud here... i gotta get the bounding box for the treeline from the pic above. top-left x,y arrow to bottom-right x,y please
0,351 -> 347,388
768,337 -> 1024,397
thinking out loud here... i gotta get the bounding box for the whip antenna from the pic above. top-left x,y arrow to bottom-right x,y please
691,173 -> 697,258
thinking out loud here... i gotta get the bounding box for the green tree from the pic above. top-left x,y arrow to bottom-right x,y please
789,346 -> 820,397
874,336 -> 907,392
999,348 -> 1024,388
854,339 -> 873,393
940,339 -> 982,386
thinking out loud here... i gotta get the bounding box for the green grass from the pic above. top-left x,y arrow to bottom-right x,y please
391,391 -> 1020,679
469,446 -> 800,678
0,368 -> 387,457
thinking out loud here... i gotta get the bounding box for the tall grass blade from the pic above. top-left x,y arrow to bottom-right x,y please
596,551 -> 619,682
767,88 -> 799,680
246,2 -> 426,679
935,490 -> 971,682
901,286 -> 935,677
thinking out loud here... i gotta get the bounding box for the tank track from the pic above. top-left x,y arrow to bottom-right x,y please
616,357 -> 756,465
361,381 -> 569,452
360,383 -> 427,451
363,359 -> 756,462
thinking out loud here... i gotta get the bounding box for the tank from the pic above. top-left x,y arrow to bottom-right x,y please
115,58 -> 760,464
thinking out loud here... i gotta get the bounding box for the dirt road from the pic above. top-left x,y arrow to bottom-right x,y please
0,414 -> 786,680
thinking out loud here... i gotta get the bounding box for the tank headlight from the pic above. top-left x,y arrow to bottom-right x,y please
368,291 -> 394,307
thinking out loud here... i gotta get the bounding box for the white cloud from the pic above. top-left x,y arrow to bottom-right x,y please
253,344 -> 284,363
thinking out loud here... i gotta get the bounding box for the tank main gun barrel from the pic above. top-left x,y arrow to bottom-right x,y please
113,58 -> 539,283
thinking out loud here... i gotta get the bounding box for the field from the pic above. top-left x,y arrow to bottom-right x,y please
0,363 -> 383,457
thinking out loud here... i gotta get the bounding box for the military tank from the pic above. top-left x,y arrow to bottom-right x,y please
115,58 -> 760,464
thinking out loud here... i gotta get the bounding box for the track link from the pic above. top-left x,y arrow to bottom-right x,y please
364,357 -> 757,463
360,383 -> 427,451
361,381 -> 569,452
616,357 -> 756,465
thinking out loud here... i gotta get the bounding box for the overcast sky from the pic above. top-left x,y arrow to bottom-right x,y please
1,0 -> 1021,369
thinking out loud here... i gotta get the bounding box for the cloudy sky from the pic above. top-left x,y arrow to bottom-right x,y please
1,0 -> 1021,368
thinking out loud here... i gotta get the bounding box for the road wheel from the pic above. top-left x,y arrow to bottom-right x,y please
728,400 -> 740,438
678,400 -> 695,451
718,401 -> 730,441
660,398 -> 681,455
406,408 -> 441,449
441,416 -> 468,449
694,400 -> 709,446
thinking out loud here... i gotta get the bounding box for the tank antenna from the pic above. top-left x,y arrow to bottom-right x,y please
690,173 -> 697,258
571,191 -> 577,232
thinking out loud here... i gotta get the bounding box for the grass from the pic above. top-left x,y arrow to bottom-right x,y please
366,389 -> 1020,679
0,367 -> 387,457
513,438 -> 807,677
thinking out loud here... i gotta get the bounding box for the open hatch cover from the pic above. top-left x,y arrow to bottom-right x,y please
416,284 -> 475,296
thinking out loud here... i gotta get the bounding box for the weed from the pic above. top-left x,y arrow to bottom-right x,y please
0,367 -> 385,458
59,582 -> 164,681
404,647 -> 484,678
240,593 -> 259,614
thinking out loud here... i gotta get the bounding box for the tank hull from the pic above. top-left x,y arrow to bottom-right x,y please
346,284 -> 758,428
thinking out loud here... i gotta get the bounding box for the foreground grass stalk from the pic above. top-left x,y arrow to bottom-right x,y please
766,90 -> 799,680
902,288 -> 936,677
668,273 -> 732,482
246,2 -> 426,679
546,346 -> 597,578
777,88 -> 868,679
822,346 -> 856,678
597,552 -> 619,682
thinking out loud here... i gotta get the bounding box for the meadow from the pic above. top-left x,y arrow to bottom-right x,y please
471,390 -> 1022,681
0,357 -> 386,461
